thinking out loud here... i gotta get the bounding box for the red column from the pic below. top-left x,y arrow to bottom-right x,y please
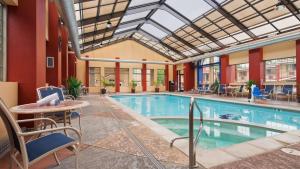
220,55 -> 229,85
173,65 -> 177,90
68,52 -> 76,77
7,0 -> 46,104
85,56 -> 89,87
249,48 -> 264,88
115,57 -> 120,92
61,26 -> 69,86
296,40 -> 300,96
142,59 -> 147,92
165,64 -> 169,91
46,1 -> 62,86
184,62 -> 195,91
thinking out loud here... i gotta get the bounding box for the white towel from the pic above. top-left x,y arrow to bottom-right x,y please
37,93 -> 60,106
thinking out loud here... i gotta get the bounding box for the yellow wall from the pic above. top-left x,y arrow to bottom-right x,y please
0,82 -> 18,156
77,40 -> 173,93
229,51 -> 249,65
263,40 -> 296,60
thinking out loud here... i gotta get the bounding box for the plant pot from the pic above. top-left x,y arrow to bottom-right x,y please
297,96 -> 300,103
101,88 -> 106,94
247,88 -> 252,99
155,88 -> 159,92
131,88 -> 135,93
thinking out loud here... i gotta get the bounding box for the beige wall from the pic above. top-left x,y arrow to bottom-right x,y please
0,82 -> 18,156
77,40 -> 173,93
229,51 -> 249,65
263,40 -> 296,60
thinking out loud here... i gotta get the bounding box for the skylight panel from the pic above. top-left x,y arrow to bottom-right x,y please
141,24 -> 168,39
121,10 -> 150,23
151,9 -> 185,31
129,0 -> 159,7
116,25 -> 137,33
273,16 -> 300,30
166,0 -> 212,20
250,24 -> 276,36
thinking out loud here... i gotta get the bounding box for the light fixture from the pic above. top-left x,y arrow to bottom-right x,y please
106,20 -> 112,28
275,0 -> 286,11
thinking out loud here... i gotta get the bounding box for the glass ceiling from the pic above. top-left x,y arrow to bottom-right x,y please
74,0 -> 300,61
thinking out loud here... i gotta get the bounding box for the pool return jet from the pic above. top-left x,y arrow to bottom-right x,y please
170,97 -> 204,169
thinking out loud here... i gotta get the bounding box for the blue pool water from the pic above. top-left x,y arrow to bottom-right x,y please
112,94 -> 300,131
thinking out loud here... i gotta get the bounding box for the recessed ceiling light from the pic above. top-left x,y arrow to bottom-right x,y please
275,1 -> 286,11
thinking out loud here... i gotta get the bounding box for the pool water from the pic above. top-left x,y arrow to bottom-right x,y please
112,94 -> 300,130
153,119 -> 281,149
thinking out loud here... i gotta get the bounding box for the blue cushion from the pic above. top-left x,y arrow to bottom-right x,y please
26,133 -> 74,162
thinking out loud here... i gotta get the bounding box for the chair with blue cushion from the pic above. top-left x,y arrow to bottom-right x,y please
282,85 -> 294,102
261,84 -> 274,99
218,84 -> 226,96
36,86 -> 81,131
0,98 -> 81,169
252,86 -> 267,101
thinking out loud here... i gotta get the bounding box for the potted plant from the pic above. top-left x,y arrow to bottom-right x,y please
246,80 -> 256,99
100,77 -> 114,94
211,79 -> 220,94
130,80 -> 137,93
154,81 -> 160,92
66,76 -> 82,99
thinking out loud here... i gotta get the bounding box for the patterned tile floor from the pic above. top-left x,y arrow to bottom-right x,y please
1,93 -> 300,169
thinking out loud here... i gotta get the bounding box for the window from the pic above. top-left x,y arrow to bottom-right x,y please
89,67 -> 101,87
236,63 -> 249,83
202,67 -> 210,84
0,4 -> 6,81
133,68 -> 142,86
104,68 -> 115,86
146,69 -> 154,86
120,68 -> 129,87
265,57 -> 296,82
157,69 -> 165,85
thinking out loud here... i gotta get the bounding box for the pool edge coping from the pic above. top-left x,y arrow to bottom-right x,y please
106,94 -> 300,168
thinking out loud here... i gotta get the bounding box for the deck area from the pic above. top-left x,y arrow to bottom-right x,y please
1,94 -> 300,169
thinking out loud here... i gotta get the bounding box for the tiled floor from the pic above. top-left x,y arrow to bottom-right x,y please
1,93 -> 300,169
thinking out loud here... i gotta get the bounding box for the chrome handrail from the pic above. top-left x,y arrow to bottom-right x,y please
170,97 -> 204,169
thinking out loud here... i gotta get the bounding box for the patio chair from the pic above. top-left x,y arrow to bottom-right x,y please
199,84 -> 211,95
281,85 -> 294,102
252,86 -> 267,101
218,84 -> 227,96
0,98 -> 81,169
261,84 -> 274,99
36,86 -> 81,131
234,85 -> 244,97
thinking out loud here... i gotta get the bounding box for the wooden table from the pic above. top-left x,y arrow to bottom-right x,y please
10,100 -> 89,134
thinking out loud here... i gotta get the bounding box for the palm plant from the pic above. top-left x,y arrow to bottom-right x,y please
66,76 -> 82,98
246,80 -> 256,99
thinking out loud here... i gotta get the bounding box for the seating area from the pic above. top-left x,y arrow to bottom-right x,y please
2,0 -> 300,169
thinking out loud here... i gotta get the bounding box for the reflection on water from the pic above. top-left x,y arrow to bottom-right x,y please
154,119 -> 282,149
112,95 -> 300,130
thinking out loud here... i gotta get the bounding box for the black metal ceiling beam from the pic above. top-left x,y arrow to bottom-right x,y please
78,11 -> 125,26
138,29 -> 187,59
80,27 -> 116,38
148,19 -> 204,54
161,3 -> 225,48
125,1 -> 161,15
81,28 -> 136,46
281,0 -> 300,21
74,0 -> 94,4
204,0 -> 257,40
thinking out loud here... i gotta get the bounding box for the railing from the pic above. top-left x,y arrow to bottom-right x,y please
170,97 -> 204,169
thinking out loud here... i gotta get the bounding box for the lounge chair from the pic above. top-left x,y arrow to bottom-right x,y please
218,84 -> 227,96
252,86 -> 267,101
36,86 -> 81,131
0,98 -> 81,169
199,84 -> 211,95
261,84 -> 274,99
277,85 -> 294,102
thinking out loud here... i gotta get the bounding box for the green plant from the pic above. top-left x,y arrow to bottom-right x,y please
130,80 -> 137,89
101,77 -> 114,88
246,80 -> 256,90
66,76 -> 82,98
211,79 -> 220,94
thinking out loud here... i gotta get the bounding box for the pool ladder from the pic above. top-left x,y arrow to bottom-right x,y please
170,97 -> 204,169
